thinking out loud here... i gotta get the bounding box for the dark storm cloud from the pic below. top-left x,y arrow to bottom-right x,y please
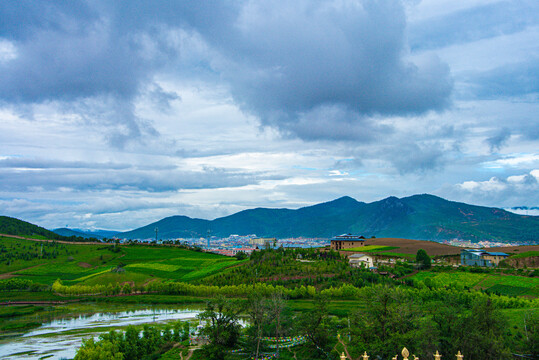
333,157 -> 364,171
486,127 -> 511,152
466,60 -> 539,99
0,158 -> 177,171
148,84 -> 181,111
0,1 -> 234,103
0,164 -> 282,193
384,142 -> 446,174
0,15 -> 140,102
278,105 -> 393,142
0,1 -> 97,40
521,123 -> 539,141
409,1 -> 539,51
213,1 -> 453,138
0,0 -> 453,143
0,158 -> 131,170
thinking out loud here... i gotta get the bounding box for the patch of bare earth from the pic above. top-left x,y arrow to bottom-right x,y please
486,245 -> 539,253
78,262 -> 92,268
341,238 -> 462,256
142,278 -> 158,287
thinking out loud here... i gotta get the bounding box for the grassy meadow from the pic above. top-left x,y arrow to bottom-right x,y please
0,235 -> 243,293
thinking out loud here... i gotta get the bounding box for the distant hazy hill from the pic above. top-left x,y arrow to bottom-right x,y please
119,215 -> 212,240
80,229 -> 119,238
52,228 -> 108,240
0,216 -> 63,240
52,228 -> 119,239
118,194 -> 539,243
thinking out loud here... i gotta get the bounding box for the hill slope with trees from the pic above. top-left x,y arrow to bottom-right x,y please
0,216 -> 64,240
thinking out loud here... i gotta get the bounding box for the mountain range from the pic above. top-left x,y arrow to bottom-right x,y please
117,194 -> 539,243
1,194 -> 537,244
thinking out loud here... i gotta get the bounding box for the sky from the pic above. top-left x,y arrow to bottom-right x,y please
0,0 -> 538,231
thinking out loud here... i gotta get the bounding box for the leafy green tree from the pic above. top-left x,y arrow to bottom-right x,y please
246,292 -> 267,358
197,296 -> 242,360
430,297 -> 510,360
121,326 -> 141,359
235,251 -> 247,260
350,285 -> 437,359
74,338 -> 123,360
296,293 -> 334,358
268,290 -> 286,357
416,249 -> 431,269
525,311 -> 539,359
182,321 -> 191,342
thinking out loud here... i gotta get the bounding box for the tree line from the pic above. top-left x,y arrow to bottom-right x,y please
74,286 -> 539,360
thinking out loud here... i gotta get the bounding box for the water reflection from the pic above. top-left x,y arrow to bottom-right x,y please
0,305 -> 202,360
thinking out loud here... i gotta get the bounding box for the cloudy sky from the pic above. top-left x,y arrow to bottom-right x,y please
1,0 -> 538,231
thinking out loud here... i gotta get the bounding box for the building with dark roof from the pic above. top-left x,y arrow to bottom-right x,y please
460,249 -> 509,267
330,233 -> 365,250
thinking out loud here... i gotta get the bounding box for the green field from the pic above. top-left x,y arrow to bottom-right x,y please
0,235 -> 242,293
341,245 -> 415,259
411,271 -> 487,287
410,270 -> 539,297
343,245 -> 399,252
376,251 -> 415,259
509,251 -> 539,259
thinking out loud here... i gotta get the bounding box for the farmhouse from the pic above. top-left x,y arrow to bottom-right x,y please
460,249 -> 509,267
348,253 -> 374,269
330,233 -> 365,250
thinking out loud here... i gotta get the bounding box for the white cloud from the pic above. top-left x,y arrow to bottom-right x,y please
458,177 -> 506,192
451,170 -> 539,209
0,39 -> 17,62
507,174 -> 527,183
486,154 -> 539,168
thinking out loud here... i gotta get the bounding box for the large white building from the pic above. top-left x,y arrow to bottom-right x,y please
348,253 -> 374,268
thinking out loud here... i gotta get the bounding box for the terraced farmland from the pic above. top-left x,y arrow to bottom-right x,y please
0,235 -> 242,292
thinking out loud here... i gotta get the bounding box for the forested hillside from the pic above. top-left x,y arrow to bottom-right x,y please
0,216 -> 63,240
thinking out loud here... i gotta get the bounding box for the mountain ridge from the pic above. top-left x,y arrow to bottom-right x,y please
118,194 -> 539,243
1,194 -> 537,243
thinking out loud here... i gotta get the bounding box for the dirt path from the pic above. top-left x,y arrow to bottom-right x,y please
180,347 -> 200,360
397,270 -> 419,280
0,233 -> 105,245
473,275 -> 491,290
142,278 -> 158,287
0,263 -> 46,279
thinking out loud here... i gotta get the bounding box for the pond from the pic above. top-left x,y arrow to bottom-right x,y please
0,303 -> 203,360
